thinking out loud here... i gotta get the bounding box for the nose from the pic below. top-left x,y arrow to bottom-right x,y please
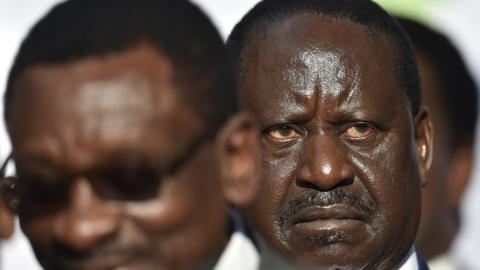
297,134 -> 355,190
52,178 -> 121,251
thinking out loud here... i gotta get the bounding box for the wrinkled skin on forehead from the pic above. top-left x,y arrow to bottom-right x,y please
240,13 -> 432,269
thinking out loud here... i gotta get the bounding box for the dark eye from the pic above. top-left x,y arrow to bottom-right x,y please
17,173 -> 70,209
265,125 -> 303,143
89,167 -> 161,201
342,123 -> 376,141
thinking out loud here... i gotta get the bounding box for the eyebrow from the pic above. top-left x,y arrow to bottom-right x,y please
259,86 -> 315,118
259,107 -> 312,127
13,151 -> 60,168
332,103 -> 399,127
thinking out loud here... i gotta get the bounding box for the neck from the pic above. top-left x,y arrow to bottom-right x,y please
189,214 -> 232,270
416,219 -> 456,260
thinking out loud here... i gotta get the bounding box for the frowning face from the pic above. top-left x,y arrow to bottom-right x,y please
240,14 -> 432,269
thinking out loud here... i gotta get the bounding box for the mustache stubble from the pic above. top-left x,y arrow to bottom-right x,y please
276,189 -> 377,229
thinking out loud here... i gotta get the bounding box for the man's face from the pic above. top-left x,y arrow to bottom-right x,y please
8,45 -> 229,270
414,50 -> 449,257
241,14 -> 431,268
414,50 -> 472,259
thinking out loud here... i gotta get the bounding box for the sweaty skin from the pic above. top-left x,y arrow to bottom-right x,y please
8,45 -> 229,270
241,14 -> 432,269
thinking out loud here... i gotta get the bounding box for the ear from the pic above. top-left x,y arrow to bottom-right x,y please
447,145 -> 473,211
414,106 -> 434,187
0,176 -> 19,238
0,194 -> 15,238
216,112 -> 261,208
0,176 -> 20,213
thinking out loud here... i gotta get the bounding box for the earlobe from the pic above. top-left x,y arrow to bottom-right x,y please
0,176 -> 18,238
216,112 -> 261,208
0,176 -> 20,213
0,196 -> 15,239
414,106 -> 434,186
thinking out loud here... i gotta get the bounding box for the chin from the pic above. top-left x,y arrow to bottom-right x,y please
271,229 -> 382,270
297,247 -> 371,269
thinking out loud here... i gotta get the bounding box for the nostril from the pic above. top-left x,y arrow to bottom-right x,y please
296,179 -> 320,190
296,158 -> 355,191
336,176 -> 354,187
296,176 -> 354,191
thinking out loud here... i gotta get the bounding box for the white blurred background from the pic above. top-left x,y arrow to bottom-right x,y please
1,0 -> 479,269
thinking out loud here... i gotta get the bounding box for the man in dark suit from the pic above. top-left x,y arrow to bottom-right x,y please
0,0 -> 261,269
227,0 -> 432,269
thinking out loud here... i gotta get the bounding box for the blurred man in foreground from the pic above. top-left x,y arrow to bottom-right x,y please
0,0 -> 261,269
399,18 -> 478,270
227,0 -> 433,269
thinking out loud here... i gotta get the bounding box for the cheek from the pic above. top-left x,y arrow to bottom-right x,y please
125,157 -> 227,241
126,176 -> 218,232
263,155 -> 298,190
356,132 -> 415,191
351,132 -> 421,228
125,179 -> 197,230
19,215 -> 54,245
123,172 -> 228,266
249,146 -> 300,225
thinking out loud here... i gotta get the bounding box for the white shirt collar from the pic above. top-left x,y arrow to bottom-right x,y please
397,247 -> 419,270
213,231 -> 260,270
428,252 -> 457,270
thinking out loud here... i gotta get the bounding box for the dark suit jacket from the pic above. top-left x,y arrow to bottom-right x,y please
417,253 -> 430,270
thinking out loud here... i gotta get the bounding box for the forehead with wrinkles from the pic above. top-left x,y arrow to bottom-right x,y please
241,13 -> 402,123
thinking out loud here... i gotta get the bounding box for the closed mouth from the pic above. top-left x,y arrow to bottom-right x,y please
55,252 -> 137,270
288,204 -> 368,228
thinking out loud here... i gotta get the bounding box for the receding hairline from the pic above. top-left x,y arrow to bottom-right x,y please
6,41 -> 220,135
227,1 -> 421,115
240,11 -> 397,56
236,12 -> 409,99
5,0 -> 236,133
8,42 -> 182,114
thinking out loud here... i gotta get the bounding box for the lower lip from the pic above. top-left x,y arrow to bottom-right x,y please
291,218 -> 364,236
58,256 -> 138,270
